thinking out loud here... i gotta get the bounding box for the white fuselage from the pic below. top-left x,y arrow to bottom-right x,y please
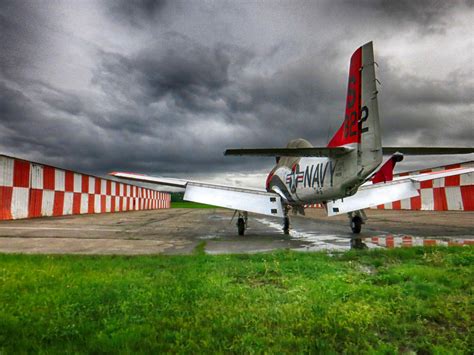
269,152 -> 366,204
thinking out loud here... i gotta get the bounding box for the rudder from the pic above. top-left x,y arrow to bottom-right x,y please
359,42 -> 382,177
327,42 -> 382,178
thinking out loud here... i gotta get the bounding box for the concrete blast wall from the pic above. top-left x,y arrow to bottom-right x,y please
0,154 -> 170,220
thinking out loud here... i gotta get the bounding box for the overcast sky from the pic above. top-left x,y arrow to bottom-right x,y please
1,0 -> 473,188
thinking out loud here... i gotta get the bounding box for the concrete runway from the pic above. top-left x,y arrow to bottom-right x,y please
0,208 -> 472,255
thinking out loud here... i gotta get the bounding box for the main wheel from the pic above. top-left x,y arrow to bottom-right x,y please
351,216 -> 362,234
237,217 -> 245,236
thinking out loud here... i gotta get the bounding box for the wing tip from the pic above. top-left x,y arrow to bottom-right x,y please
108,171 -> 149,178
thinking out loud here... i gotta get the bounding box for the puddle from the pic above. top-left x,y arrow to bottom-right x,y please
198,235 -> 221,240
256,218 -> 357,251
255,218 -> 473,251
208,215 -> 231,221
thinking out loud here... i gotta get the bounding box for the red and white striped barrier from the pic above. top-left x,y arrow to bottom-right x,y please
376,161 -> 473,211
0,155 -> 170,220
304,203 -> 324,208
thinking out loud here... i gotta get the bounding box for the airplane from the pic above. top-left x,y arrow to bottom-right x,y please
110,42 -> 474,235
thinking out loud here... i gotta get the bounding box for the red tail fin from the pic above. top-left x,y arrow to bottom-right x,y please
371,153 -> 404,184
327,46 -> 362,147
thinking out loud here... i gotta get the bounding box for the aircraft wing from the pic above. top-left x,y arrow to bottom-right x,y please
109,172 -> 285,218
326,166 -> 474,216
224,146 -> 354,157
109,172 -> 188,188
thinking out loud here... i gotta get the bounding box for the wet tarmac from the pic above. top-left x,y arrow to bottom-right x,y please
0,208 -> 472,255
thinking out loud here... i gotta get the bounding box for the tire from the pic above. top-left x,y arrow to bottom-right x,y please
237,218 -> 245,236
351,216 -> 362,234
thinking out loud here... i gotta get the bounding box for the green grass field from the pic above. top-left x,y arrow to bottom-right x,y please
171,201 -> 217,208
0,247 -> 472,353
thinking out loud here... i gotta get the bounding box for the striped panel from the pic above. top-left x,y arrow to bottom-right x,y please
0,157 -> 14,187
31,164 -> 43,189
29,189 -> 43,218
41,190 -> 55,216
11,187 -> 29,219
80,193 -> 89,214
55,170 -> 65,191
74,173 -> 82,193
445,187 -> 463,210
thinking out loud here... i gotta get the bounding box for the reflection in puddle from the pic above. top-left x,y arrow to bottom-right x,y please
256,218 -> 353,251
255,218 -> 473,252
368,235 -> 473,248
351,238 -> 368,249
198,235 -> 221,240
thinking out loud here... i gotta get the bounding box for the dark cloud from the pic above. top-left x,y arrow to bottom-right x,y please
39,84 -> 84,116
107,0 -> 169,27
136,36 -> 233,109
0,0 -> 472,184
333,0 -> 463,34
376,55 -> 474,147
0,2 -> 44,80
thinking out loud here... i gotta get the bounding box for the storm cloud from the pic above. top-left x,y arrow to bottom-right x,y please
0,0 -> 472,187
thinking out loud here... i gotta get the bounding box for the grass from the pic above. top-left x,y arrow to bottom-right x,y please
0,247 -> 472,353
171,201 -> 217,208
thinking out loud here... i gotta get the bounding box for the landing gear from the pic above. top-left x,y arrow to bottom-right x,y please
348,210 -> 367,234
236,211 -> 248,236
351,216 -> 362,233
283,206 -> 290,234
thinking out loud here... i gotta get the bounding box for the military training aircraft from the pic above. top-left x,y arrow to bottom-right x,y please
111,42 -> 474,235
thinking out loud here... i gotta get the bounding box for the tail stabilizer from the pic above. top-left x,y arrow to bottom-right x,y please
224,146 -> 353,157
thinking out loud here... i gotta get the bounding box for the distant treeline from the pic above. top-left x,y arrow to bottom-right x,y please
170,192 -> 185,202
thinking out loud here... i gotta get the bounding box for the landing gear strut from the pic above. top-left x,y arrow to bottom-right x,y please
236,211 -> 248,236
348,210 -> 367,234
